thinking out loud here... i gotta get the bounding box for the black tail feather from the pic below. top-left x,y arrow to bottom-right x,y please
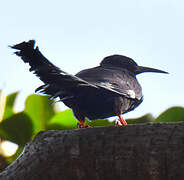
11,40 -> 98,100
10,40 -> 61,76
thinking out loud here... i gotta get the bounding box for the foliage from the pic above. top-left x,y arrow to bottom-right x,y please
156,107 -> 184,122
0,91 -> 184,168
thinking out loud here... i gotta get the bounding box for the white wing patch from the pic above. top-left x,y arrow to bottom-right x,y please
94,82 -> 139,99
127,90 -> 136,99
99,82 -> 114,89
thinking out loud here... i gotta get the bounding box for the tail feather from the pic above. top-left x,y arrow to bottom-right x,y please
11,40 -> 98,99
11,40 -> 61,80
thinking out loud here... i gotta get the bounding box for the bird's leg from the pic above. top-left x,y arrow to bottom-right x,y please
75,115 -> 88,128
115,115 -> 127,126
74,111 -> 89,128
77,120 -> 88,128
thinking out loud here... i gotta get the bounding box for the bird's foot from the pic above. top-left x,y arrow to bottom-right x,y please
115,115 -> 127,126
114,119 -> 123,126
77,122 -> 89,128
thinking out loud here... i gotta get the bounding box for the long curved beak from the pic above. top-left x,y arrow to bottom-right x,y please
136,66 -> 169,75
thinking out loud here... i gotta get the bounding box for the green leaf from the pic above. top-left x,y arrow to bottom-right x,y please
126,113 -> 154,124
6,146 -> 24,164
24,94 -> 56,134
47,123 -> 69,130
48,109 -> 77,130
48,109 -> 114,129
0,90 -> 5,121
0,112 -> 33,146
3,92 -> 19,120
156,106 -> 184,122
86,119 -> 113,127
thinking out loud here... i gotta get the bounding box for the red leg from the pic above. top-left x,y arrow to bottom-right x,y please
74,111 -> 88,128
77,120 -> 88,128
118,115 -> 127,126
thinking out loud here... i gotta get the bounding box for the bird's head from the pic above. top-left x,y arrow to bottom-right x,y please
100,55 -> 168,75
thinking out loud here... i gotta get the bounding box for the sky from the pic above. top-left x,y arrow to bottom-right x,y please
0,0 -> 183,119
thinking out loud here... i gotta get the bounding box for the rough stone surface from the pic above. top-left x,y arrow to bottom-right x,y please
1,122 -> 184,180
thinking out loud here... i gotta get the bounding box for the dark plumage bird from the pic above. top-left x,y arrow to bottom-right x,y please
10,40 -> 168,127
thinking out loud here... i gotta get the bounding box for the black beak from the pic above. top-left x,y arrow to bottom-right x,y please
136,66 -> 169,75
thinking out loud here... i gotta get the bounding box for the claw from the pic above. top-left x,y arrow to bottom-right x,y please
114,118 -> 123,126
77,122 -> 89,128
114,119 -> 122,126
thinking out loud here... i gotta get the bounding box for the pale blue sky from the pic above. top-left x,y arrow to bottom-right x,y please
1,0 -> 183,119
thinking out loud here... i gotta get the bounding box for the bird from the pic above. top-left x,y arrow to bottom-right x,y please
10,40 -> 168,128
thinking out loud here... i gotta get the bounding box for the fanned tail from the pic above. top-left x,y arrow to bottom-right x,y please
11,40 -> 98,100
10,40 -> 62,82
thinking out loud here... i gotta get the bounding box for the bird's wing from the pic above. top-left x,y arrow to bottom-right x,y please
11,40 -> 142,101
76,67 -> 143,100
11,40 -> 99,100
